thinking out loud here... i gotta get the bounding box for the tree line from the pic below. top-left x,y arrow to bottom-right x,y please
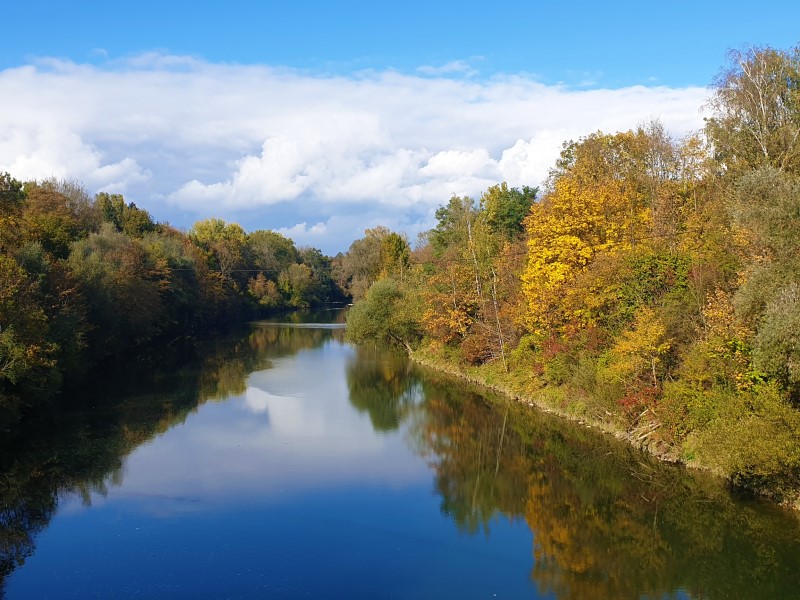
346,45 -> 800,504
0,180 -> 346,428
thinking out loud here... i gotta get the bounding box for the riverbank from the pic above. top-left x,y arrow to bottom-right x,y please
409,346 -> 800,511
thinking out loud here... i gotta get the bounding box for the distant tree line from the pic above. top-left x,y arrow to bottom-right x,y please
0,179 -> 345,428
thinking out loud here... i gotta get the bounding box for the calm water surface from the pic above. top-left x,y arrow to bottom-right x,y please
2,310 -> 800,599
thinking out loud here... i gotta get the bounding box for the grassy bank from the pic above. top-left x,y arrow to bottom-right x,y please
410,344 -> 800,511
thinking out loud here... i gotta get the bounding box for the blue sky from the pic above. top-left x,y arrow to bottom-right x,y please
1,1 -> 798,252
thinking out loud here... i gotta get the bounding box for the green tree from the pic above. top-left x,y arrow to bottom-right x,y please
68,224 -> 164,359
0,255 -> 56,388
340,226 -> 390,300
278,263 -> 313,308
95,192 -> 155,238
298,246 -> 336,306
379,231 -> 410,281
480,182 -> 537,241
732,167 -> 800,398
189,218 -> 246,281
246,230 -> 298,279
345,279 -> 421,350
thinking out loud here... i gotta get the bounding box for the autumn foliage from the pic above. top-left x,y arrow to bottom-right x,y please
346,44 -> 800,503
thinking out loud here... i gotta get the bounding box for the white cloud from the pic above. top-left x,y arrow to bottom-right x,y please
278,221 -> 328,240
417,59 -> 479,77
0,54 -> 709,252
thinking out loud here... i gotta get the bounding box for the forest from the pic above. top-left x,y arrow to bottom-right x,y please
346,45 -> 800,505
2,45 -> 800,504
0,179 -> 347,429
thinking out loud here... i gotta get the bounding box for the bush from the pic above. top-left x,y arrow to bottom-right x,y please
691,382 -> 800,501
345,279 -> 421,349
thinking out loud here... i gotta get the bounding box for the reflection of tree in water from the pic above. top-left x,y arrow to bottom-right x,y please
0,318 -> 347,591
200,322 -> 343,401
413,379 -> 800,600
0,381 -> 202,592
414,380 -> 530,533
345,344 -> 421,432
0,480 -> 54,596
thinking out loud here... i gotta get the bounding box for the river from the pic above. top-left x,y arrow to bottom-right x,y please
1,310 -> 799,599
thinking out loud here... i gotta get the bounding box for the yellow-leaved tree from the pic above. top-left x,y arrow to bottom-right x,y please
522,131 -> 651,334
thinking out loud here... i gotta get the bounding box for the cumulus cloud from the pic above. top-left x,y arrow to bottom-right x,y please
0,54 -> 709,252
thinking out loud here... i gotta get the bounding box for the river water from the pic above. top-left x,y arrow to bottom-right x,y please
1,310 -> 799,599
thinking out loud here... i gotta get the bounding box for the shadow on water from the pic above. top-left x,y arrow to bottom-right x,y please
2,311 -> 800,599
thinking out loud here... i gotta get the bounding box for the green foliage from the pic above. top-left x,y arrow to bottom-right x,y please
345,279 -> 421,349
752,283 -> 800,395
0,172 -> 25,212
480,182 -> 537,241
730,164 -> 800,400
620,253 -> 690,310
279,263 -> 313,308
95,192 -> 156,238
189,218 -> 247,280
380,232 -> 411,280
68,225 -> 164,358
297,246 -> 338,306
0,254 -> 55,386
338,227 -> 388,300
733,167 -> 800,259
20,182 -> 96,259
247,230 -> 298,278
690,382 -> 800,500
430,195 -> 477,254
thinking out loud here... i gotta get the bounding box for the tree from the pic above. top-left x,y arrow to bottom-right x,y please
298,246 -> 336,306
706,45 -> 800,175
520,129 -> 700,335
68,224 -> 164,359
480,182 -> 537,241
248,273 -> 281,308
732,167 -> 800,398
345,279 -> 421,350
278,263 -> 313,308
340,227 -> 390,300
246,230 -> 298,279
0,173 -> 25,253
95,192 -> 155,238
379,232 -> 410,281
20,180 -> 97,259
429,195 -> 477,254
0,255 -> 56,389
189,218 -> 246,281
0,172 -> 24,213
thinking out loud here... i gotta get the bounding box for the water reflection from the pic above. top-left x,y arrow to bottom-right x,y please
2,312 -> 800,599
345,344 -> 422,432
409,373 -> 800,599
0,318 -> 404,594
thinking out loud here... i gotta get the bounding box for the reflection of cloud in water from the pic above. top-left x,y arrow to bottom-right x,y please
91,340 -> 428,514
243,386 -> 274,414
